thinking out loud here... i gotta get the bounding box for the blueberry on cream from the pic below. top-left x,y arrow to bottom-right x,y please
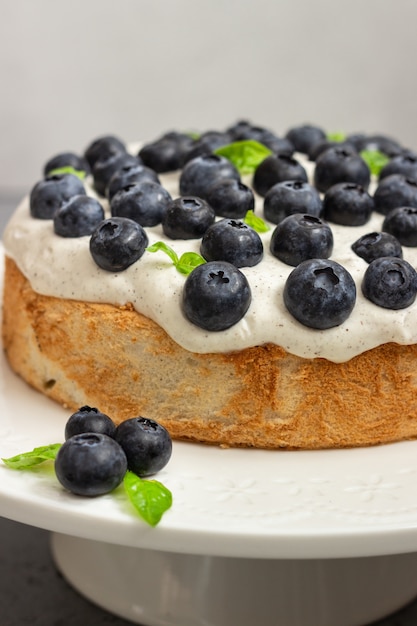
374,174 -> 417,215
30,173 -> 86,219
314,145 -> 371,193
110,180 -> 172,227
323,182 -> 374,226
205,178 -> 255,219
351,232 -> 403,263
182,261 -> 251,331
270,214 -> 333,267
179,153 -> 240,199
263,180 -> 322,224
362,257 -> 417,310
283,259 -> 356,330
107,163 -> 160,201
89,217 -> 148,271
253,154 -> 308,197
54,195 -> 105,237
201,218 -> 263,268
162,196 -> 215,240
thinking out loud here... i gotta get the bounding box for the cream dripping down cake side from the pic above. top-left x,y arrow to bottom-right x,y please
3,121 -> 417,449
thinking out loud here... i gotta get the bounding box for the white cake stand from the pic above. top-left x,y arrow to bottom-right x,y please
2,352 -> 417,626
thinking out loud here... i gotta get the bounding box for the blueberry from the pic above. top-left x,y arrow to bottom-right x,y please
93,152 -> 141,197
284,259 -> 356,329
351,232 -> 403,263
308,140 -> 355,162
374,174 -> 417,215
162,196 -> 215,239
111,180 -> 172,227
264,135 -> 295,156
200,219 -> 263,267
65,406 -> 116,440
307,140 -> 337,161
139,131 -> 195,172
354,134 -> 403,157
253,154 -> 308,197
343,133 -> 365,151
55,433 -> 127,497
182,261 -> 251,331
183,131 -> 232,163
54,195 -> 105,237
227,121 -> 294,155
314,146 -> 370,193
263,180 -> 322,224
322,182 -> 374,226
379,153 -> 417,181
90,217 -> 148,271
84,135 -> 126,170
382,206 -> 417,246
205,178 -> 255,218
285,124 -> 326,154
253,133 -> 294,156
30,174 -> 86,219
115,417 -> 172,477
227,120 -> 254,139
362,257 -> 417,309
179,154 -> 240,199
43,152 -> 90,177
107,163 -> 160,201
270,214 -> 333,266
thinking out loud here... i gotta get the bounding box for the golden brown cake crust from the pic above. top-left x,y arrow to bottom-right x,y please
3,256 -> 417,449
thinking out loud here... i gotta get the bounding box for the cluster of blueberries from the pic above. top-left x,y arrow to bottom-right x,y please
29,121 -> 417,331
55,406 -> 172,497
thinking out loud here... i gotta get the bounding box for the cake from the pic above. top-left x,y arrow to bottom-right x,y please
3,122 -> 417,450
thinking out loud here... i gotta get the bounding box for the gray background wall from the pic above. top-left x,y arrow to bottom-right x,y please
1,0 -> 417,192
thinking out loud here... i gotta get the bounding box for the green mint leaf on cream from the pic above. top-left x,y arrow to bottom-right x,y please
326,131 -> 347,143
47,166 -> 87,180
244,210 -> 270,233
176,252 -> 206,275
2,443 -> 62,469
124,470 -> 172,527
360,149 -> 390,176
147,241 -> 179,265
214,140 -> 272,174
147,241 -> 205,275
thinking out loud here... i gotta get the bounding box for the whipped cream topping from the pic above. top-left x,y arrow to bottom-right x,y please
4,153 -> 417,363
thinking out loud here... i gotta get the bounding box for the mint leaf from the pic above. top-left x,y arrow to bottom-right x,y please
187,131 -> 200,140
147,242 -> 206,275
244,210 -> 270,233
214,140 -> 272,174
326,131 -> 347,143
176,252 -> 206,275
124,471 -> 172,527
360,149 -> 390,176
147,241 -> 179,265
47,166 -> 87,180
2,443 -> 62,469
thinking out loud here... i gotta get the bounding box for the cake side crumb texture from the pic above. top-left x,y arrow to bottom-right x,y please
4,257 -> 417,450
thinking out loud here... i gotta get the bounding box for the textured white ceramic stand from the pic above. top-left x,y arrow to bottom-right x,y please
4,315 -> 417,625
50,534 -> 417,626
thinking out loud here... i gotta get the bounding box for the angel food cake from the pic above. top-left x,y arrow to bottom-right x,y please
3,121 -> 417,449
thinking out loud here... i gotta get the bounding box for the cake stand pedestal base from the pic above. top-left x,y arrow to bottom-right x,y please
51,533 -> 417,626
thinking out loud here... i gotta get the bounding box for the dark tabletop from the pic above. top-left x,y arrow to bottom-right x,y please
1,194 -> 417,625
